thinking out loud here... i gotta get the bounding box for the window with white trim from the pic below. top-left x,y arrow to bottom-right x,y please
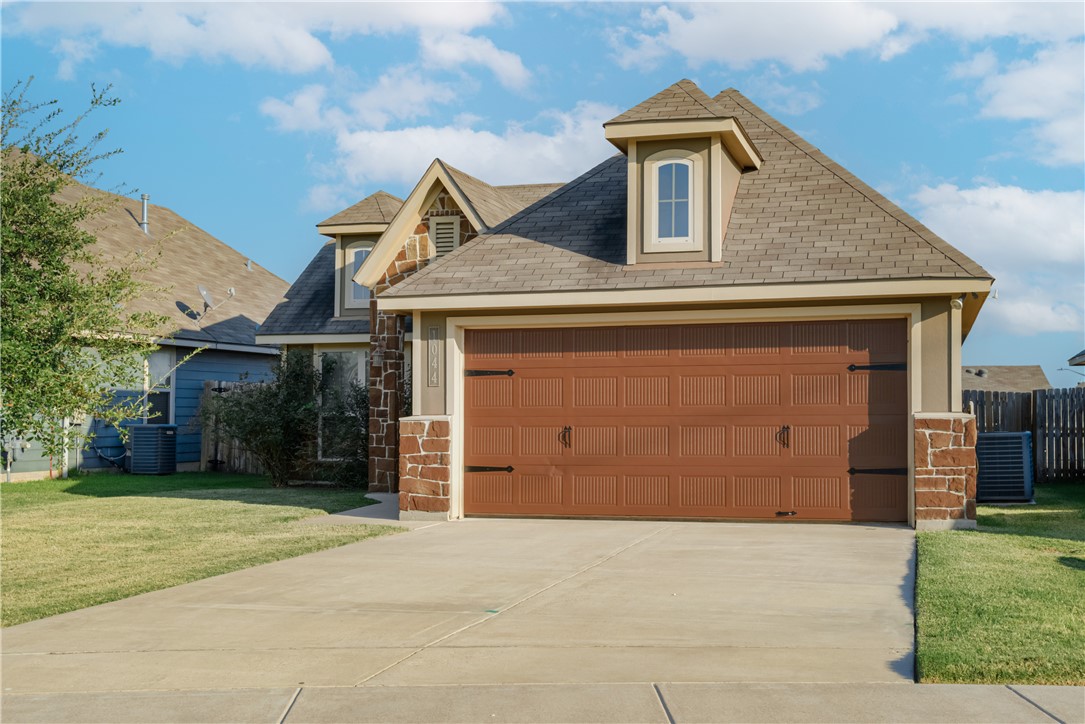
429,216 -> 461,258
644,150 -> 703,253
344,241 -> 371,309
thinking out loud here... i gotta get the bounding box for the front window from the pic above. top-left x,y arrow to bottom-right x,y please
317,349 -> 367,460
145,348 -> 174,423
344,242 -> 371,309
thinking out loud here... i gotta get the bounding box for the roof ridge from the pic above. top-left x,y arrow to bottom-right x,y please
677,78 -> 726,118
718,89 -> 987,279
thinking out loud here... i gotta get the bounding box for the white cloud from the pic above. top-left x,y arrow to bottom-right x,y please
612,2 -> 1084,71
348,67 -> 458,129
260,85 -> 341,133
332,101 -> 619,187
421,32 -> 531,90
745,68 -> 822,115
8,2 -> 523,83
973,43 -> 1085,165
913,183 -> 1084,334
54,37 -> 97,80
613,3 -> 899,72
950,49 -> 998,79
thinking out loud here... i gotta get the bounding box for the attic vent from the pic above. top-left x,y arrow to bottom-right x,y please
430,217 -> 460,258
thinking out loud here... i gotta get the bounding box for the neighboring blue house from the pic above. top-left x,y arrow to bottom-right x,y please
4,181 -> 289,480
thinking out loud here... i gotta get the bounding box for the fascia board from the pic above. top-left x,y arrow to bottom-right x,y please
316,222 -> 389,236
254,333 -> 371,345
379,278 -> 994,312
605,119 -> 762,169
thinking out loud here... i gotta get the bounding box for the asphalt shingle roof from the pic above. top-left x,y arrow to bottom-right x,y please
605,79 -> 729,125
383,86 -> 990,300
261,177 -> 563,337
317,190 -> 403,227
962,365 -> 1052,392
258,242 -> 370,337
56,181 -> 290,347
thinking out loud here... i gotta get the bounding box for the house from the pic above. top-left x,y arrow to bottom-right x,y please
3,181 -> 290,481
293,80 -> 993,530
256,165 -> 562,466
962,365 -> 1052,393
1070,349 -> 1085,366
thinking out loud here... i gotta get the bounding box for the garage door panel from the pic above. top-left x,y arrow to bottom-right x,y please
463,320 -> 908,522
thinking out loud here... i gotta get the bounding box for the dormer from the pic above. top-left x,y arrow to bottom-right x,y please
316,191 -> 404,317
604,80 -> 762,265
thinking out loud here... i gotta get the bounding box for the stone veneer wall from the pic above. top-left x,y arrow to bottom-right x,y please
398,416 -> 453,520
367,191 -> 473,495
914,413 -> 978,530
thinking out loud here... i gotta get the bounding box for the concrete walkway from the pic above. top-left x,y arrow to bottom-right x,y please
3,517 -> 1082,722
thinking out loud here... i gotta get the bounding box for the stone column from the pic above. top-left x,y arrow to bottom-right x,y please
914,413 -> 978,530
367,311 -> 404,493
398,415 -> 453,520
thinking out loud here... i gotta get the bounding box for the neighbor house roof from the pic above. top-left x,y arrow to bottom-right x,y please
961,365 -> 1052,392
257,242 -> 369,338
383,87 -> 990,301
1070,349 -> 1085,366
317,190 -> 403,227
56,181 -> 289,349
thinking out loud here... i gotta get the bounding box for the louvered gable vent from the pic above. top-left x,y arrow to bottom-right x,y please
431,217 -> 459,257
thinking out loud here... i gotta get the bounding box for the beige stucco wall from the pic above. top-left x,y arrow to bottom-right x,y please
413,295 -> 959,416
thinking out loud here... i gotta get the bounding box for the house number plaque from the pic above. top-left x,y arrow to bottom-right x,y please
427,326 -> 440,387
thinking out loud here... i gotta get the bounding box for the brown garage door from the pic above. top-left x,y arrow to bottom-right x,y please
463,320 -> 908,522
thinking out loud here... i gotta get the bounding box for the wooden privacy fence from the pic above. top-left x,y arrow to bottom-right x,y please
963,387 -> 1085,482
199,380 -> 264,475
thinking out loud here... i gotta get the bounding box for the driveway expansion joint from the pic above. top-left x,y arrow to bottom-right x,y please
1006,684 -> 1066,723
351,525 -> 669,686
653,683 -> 677,724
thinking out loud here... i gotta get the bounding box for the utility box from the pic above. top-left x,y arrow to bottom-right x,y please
976,431 -> 1034,503
125,424 -> 178,475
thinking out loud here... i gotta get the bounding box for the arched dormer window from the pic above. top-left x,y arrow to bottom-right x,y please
344,240 -> 372,309
644,149 -> 703,253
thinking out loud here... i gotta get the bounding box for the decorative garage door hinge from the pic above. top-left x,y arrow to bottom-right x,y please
847,363 -> 907,371
464,465 -> 515,473
465,369 -> 515,377
848,467 -> 908,476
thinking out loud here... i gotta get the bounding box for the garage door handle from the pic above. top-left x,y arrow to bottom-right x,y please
560,426 -> 572,448
775,425 -> 790,448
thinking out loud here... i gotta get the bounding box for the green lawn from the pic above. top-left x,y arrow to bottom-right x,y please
916,483 -> 1085,685
1,473 -> 397,627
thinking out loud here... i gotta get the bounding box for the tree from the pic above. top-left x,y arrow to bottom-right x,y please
1,78 -> 168,459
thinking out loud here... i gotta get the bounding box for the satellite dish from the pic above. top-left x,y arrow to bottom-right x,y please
197,285 -> 215,310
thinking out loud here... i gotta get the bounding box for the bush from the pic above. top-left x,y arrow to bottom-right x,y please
200,350 -> 321,486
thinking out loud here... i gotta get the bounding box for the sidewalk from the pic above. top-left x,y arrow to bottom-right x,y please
4,682 -> 1082,723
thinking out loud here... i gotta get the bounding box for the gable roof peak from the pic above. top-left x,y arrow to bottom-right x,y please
605,78 -> 729,126
317,189 -> 404,229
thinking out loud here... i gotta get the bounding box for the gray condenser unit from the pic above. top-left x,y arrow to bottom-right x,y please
975,431 -> 1033,502
125,424 -> 178,475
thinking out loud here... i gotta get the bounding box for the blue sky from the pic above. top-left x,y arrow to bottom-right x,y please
4,2 -> 1084,385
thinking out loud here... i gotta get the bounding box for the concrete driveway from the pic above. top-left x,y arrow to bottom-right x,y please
3,515 -> 919,720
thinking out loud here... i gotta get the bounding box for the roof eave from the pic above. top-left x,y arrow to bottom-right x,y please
603,118 -> 762,169
316,222 -> 390,237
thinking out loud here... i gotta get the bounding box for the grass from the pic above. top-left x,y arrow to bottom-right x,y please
916,483 -> 1085,685
1,472 -> 397,627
